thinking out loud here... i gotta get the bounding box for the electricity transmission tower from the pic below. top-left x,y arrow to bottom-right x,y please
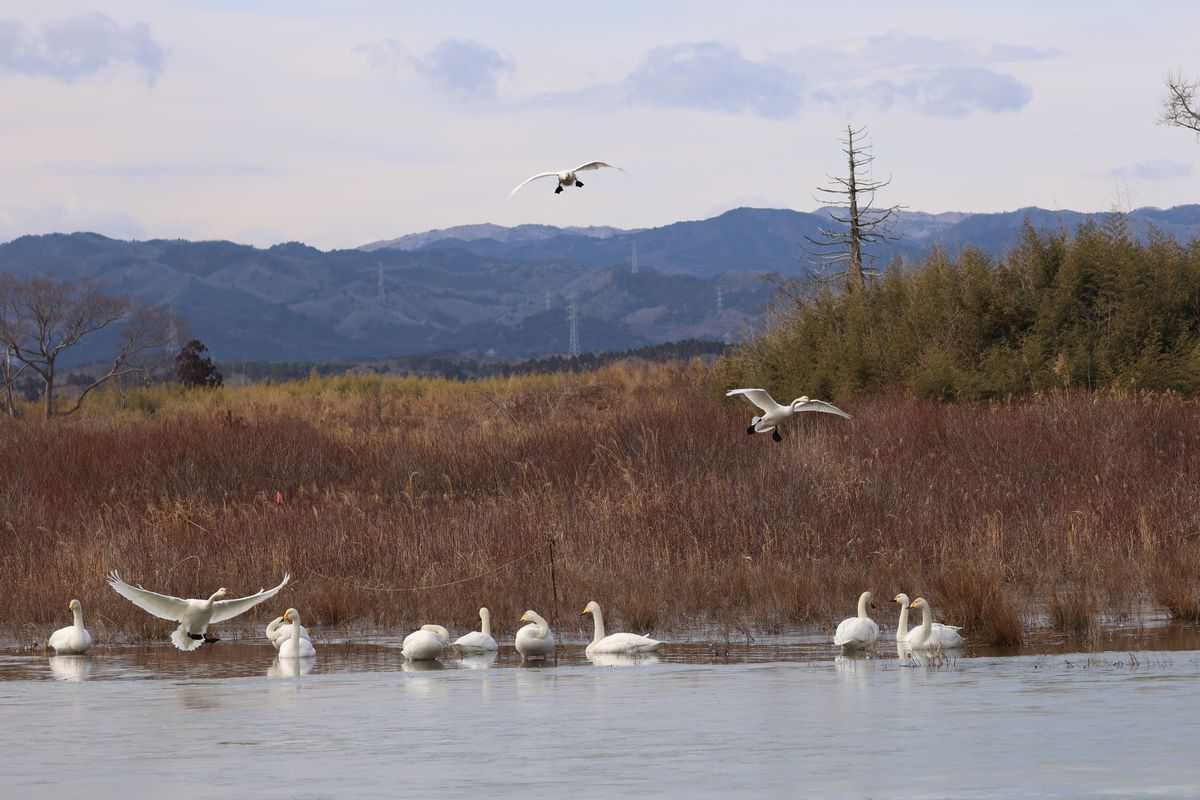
804,124 -> 903,291
377,262 -> 385,302
716,285 -> 723,312
631,242 -> 639,274
567,295 -> 580,359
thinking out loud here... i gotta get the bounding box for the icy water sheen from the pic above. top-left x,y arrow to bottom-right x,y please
3,633 -> 1200,799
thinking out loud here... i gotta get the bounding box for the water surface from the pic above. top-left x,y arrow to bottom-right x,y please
3,633 -> 1199,799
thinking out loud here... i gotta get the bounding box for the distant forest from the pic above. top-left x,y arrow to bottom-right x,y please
225,339 -> 729,383
721,215 -> 1200,399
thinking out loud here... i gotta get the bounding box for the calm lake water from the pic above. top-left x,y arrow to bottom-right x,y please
3,627 -> 1199,799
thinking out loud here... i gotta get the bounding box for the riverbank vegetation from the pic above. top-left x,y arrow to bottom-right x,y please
2,363 -> 1197,648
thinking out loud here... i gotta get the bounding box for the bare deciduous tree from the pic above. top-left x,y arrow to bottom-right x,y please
805,124 -> 903,291
0,275 -> 180,419
1160,71 -> 1200,135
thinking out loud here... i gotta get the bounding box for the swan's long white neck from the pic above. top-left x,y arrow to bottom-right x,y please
480,609 -> 491,637
267,617 -> 282,637
589,607 -> 606,644
917,604 -> 932,636
895,604 -> 909,638
857,594 -> 871,619
72,605 -> 84,629
290,616 -> 301,648
206,591 -> 223,605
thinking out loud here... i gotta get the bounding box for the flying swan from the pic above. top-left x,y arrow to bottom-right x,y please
893,593 -> 962,648
453,608 -> 498,654
834,591 -> 880,652
906,597 -> 965,651
725,388 -> 850,442
508,161 -> 623,197
278,608 -> 316,659
582,601 -> 663,656
515,609 -> 555,659
47,599 -> 93,655
402,624 -> 450,661
266,614 -> 311,651
106,571 -> 290,651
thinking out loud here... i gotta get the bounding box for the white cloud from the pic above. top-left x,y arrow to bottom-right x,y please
625,41 -> 803,119
0,12 -> 166,85
361,37 -> 513,99
1109,160 -> 1195,181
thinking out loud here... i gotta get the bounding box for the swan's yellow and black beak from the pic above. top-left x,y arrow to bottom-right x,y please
581,607 -> 591,617
908,601 -> 919,609
519,613 -> 527,623
283,611 -> 291,622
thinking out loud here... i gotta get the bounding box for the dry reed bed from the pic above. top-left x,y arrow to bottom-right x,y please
2,364 -> 1198,647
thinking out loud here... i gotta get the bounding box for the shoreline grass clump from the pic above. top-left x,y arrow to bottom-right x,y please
1,362 -> 1198,647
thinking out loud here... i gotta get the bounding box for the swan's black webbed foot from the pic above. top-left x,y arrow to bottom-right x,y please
188,632 -> 204,640
204,633 -> 221,643
772,430 -> 783,442
576,180 -> 584,187
746,424 -> 757,435
554,185 -> 564,194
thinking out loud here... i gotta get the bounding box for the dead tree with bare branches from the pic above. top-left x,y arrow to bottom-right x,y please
805,125 -> 903,291
0,275 -> 180,419
1160,71 -> 1200,135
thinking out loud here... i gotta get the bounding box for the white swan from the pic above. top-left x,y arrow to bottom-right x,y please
107,571 -> 289,651
906,598 -> 964,650
508,161 -> 623,197
265,615 -> 311,651
47,599 -> 93,655
726,388 -> 850,442
582,601 -> 663,656
278,608 -> 316,659
514,609 -> 555,659
834,591 -> 880,651
894,593 -> 962,648
402,624 -> 449,661
453,607 -> 498,654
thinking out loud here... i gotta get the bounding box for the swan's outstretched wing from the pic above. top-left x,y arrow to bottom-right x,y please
107,572 -> 191,622
572,161 -> 622,173
210,574 -> 291,623
795,398 -> 852,420
726,388 -> 783,414
507,172 -> 559,199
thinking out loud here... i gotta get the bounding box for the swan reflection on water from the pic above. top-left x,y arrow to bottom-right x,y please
402,658 -> 444,672
268,657 -> 315,678
833,651 -> 878,674
896,642 -> 964,668
588,652 -> 663,668
48,655 -> 93,681
456,652 -> 498,670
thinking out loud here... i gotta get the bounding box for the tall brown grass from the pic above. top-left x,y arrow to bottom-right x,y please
2,364 -> 1197,647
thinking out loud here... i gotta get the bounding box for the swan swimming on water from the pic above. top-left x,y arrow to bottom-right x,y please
47,599 -> 93,655
106,571 -> 290,651
893,593 -> 962,648
906,597 -> 964,651
515,610 -> 555,659
453,608 -> 498,654
582,601 -> 663,656
725,388 -> 851,442
508,161 -> 623,197
278,608 -> 316,659
402,624 -> 450,661
834,591 -> 880,652
266,614 -> 311,650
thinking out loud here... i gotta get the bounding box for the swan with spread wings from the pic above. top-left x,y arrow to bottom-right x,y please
726,388 -> 851,442
107,571 -> 290,651
508,161 -> 623,197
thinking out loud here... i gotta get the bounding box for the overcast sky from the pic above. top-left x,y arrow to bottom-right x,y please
1,1 -> 1197,249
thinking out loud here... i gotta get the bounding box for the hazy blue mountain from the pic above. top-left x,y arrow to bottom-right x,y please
374,205 -> 1200,276
1,204 -> 1196,365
